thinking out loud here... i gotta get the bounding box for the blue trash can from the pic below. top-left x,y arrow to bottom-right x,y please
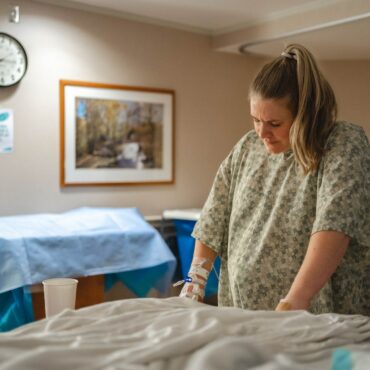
163,209 -> 220,297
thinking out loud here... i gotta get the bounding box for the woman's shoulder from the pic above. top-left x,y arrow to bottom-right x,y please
328,121 -> 369,145
325,121 -> 369,152
220,130 -> 262,171
233,129 -> 260,152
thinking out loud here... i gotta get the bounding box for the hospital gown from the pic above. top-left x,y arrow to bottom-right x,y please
192,122 -> 370,315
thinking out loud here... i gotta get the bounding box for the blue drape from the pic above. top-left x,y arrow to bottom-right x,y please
0,287 -> 34,332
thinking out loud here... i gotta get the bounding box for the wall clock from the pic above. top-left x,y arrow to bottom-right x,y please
0,33 -> 28,87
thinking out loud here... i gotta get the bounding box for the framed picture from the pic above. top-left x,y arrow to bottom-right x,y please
60,80 -> 175,186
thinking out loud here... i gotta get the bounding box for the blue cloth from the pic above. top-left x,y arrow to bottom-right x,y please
0,207 -> 176,331
331,349 -> 352,370
105,262 -> 174,297
0,207 -> 176,294
0,287 -> 34,332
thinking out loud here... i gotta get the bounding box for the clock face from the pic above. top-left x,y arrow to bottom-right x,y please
0,33 -> 28,87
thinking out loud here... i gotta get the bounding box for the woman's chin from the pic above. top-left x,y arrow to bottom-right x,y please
264,142 -> 290,154
264,143 -> 282,154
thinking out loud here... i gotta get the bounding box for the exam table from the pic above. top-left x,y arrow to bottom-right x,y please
0,207 -> 176,331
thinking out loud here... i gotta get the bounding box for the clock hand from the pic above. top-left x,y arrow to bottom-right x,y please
0,59 -> 16,64
0,53 -> 13,62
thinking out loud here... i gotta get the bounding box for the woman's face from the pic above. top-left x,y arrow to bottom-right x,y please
250,95 -> 294,154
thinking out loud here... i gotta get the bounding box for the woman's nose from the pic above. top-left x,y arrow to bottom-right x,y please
259,123 -> 271,138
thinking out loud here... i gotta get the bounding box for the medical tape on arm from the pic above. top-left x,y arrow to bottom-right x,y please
188,262 -> 210,282
174,257 -> 212,300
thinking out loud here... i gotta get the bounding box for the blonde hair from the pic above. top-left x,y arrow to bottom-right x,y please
250,44 -> 337,174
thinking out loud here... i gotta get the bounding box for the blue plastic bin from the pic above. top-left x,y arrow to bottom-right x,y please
163,209 -> 220,297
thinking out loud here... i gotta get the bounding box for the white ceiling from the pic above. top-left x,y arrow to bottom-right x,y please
36,0 -> 370,60
243,15 -> 370,60
43,0 -> 319,34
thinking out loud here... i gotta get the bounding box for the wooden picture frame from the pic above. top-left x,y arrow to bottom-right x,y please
60,80 -> 175,186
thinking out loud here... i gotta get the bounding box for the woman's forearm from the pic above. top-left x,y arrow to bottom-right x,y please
279,231 -> 349,310
178,240 -> 217,301
192,239 -> 218,271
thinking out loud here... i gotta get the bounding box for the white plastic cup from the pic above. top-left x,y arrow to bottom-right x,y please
42,278 -> 78,318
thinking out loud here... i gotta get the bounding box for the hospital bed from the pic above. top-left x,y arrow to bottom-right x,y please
0,207 -> 176,330
0,297 -> 369,369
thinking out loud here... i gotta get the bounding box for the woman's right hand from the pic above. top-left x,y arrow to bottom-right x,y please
179,281 -> 205,302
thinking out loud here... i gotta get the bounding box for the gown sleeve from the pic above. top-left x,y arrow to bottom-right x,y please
312,123 -> 370,247
192,132 -> 253,257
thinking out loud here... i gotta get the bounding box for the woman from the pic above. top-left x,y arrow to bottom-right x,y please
179,44 -> 370,314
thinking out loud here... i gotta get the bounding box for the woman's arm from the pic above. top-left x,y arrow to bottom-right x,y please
192,239 -> 218,271
275,230 -> 349,311
178,240 -> 218,302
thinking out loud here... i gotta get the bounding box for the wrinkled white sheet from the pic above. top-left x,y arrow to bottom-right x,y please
0,297 -> 369,370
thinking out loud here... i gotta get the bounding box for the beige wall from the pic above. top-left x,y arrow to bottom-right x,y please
0,0 -> 369,217
0,0 -> 259,216
321,61 -> 370,136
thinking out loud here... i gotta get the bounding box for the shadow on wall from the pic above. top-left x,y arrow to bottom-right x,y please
0,84 -> 20,101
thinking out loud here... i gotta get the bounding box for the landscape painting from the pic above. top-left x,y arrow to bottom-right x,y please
60,80 -> 174,186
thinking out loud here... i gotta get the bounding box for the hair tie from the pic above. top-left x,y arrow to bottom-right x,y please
281,52 -> 297,60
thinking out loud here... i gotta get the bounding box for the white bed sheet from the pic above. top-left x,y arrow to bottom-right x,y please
0,297 -> 369,370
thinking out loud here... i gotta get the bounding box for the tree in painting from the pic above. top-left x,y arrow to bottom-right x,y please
75,98 -> 164,169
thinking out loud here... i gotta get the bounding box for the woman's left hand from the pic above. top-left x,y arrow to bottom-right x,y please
275,300 -> 293,311
275,297 -> 310,311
